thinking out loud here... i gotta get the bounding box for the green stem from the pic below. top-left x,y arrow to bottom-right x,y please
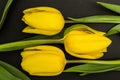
67,60 -> 120,64
0,39 -> 63,51
65,20 -> 79,23
0,0 -> 13,30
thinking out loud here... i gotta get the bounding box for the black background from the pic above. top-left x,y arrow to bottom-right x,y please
0,0 -> 120,80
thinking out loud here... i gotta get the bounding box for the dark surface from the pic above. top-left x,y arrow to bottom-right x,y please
0,0 -> 120,80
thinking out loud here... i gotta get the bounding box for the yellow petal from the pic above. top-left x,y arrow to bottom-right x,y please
22,11 -> 64,29
64,30 -> 111,53
100,48 -> 107,52
23,7 -> 61,14
22,26 -> 60,35
75,52 -> 104,59
22,45 -> 64,58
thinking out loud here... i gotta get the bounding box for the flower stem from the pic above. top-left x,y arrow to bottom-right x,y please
67,60 -> 120,64
65,20 -> 79,23
0,39 -> 63,51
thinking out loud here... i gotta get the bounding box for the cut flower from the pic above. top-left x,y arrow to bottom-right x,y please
63,24 -> 112,59
21,45 -> 66,76
22,7 -> 65,36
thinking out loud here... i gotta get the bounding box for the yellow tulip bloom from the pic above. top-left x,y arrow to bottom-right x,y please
22,7 -> 65,36
21,45 -> 66,76
64,27 -> 112,59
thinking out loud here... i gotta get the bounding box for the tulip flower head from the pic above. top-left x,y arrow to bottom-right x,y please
21,45 -> 66,76
63,24 -> 112,59
22,7 -> 65,36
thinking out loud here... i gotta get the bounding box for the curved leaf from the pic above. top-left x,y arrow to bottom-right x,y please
97,2 -> 120,14
68,15 -> 120,23
64,63 -> 120,76
0,65 -> 21,80
106,24 -> 120,36
0,0 -> 13,30
0,60 -> 31,80
64,24 -> 102,36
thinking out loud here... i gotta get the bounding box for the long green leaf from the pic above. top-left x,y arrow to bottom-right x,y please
0,60 -> 31,80
68,15 -> 120,23
0,0 -> 13,30
0,65 -> 21,80
97,2 -> 120,14
64,63 -> 120,76
106,24 -> 120,36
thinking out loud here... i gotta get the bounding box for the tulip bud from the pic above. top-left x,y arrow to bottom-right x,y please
21,45 -> 66,76
22,7 -> 65,36
64,26 -> 112,59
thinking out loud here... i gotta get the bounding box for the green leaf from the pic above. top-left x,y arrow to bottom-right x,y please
68,15 -> 120,23
64,63 -> 120,76
0,65 -> 21,80
64,24 -> 89,35
115,68 -> 120,71
64,24 -> 103,36
0,60 -> 31,80
106,24 -> 120,36
97,2 -> 120,14
0,0 -> 13,30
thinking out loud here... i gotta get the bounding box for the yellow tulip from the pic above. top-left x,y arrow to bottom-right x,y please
22,7 -> 65,36
63,27 -> 112,59
21,45 -> 66,76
